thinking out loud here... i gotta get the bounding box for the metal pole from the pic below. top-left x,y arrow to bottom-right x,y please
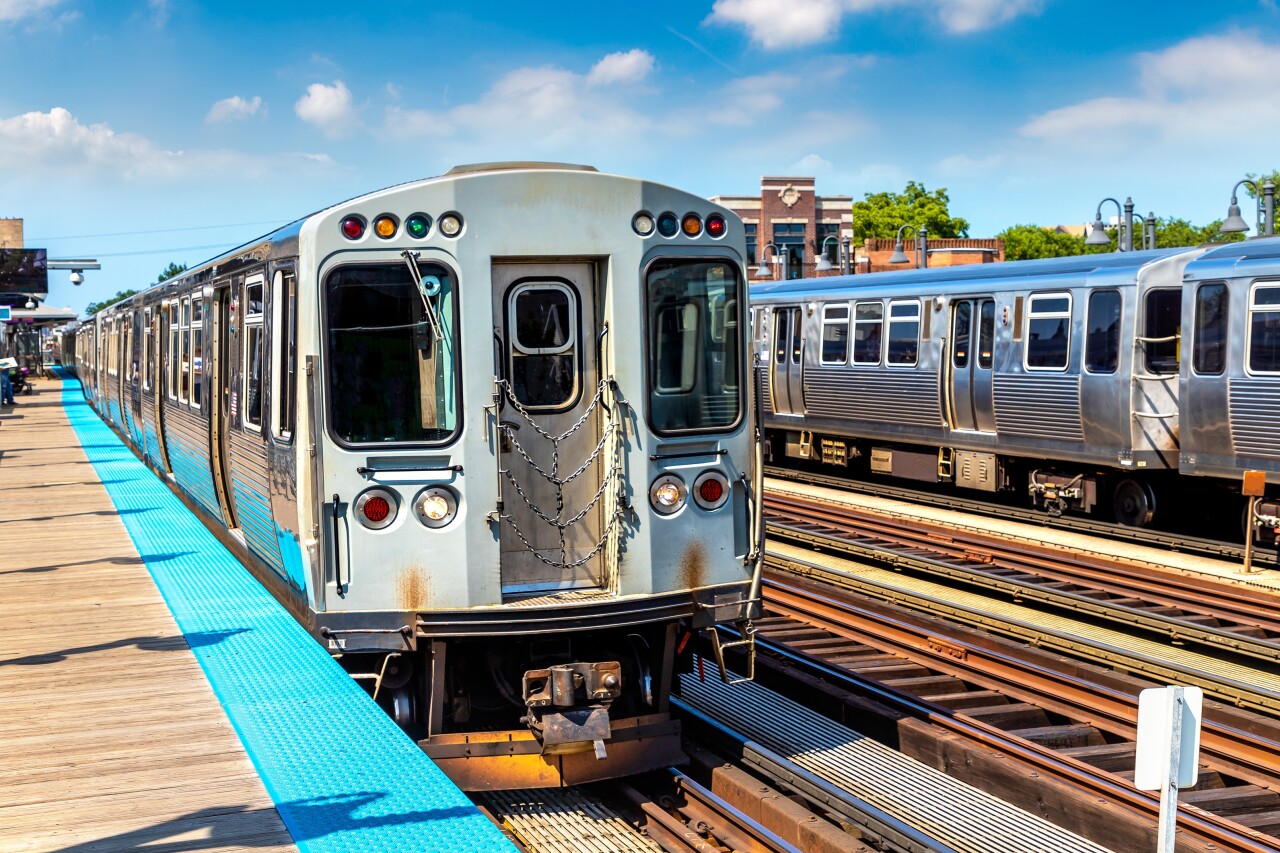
1156,686 -> 1185,853
1123,197 -> 1135,252
1146,213 -> 1157,250
841,235 -> 851,275
920,226 -> 928,269
1244,496 -> 1259,574
1264,180 -> 1275,237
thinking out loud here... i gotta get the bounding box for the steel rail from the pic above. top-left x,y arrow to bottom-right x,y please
764,492 -> 1280,665
753,572 -> 1280,852
763,465 -> 1278,566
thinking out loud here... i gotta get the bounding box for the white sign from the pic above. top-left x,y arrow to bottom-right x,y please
1134,685 -> 1202,790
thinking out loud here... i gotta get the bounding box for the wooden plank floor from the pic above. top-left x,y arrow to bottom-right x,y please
0,384 -> 297,853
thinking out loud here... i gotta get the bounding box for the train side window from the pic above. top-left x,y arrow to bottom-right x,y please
1247,282 -> 1280,374
179,298 -> 190,403
978,300 -> 994,369
886,299 -> 920,366
820,304 -> 849,365
1142,288 -> 1181,375
1193,282 -> 1228,376
167,302 -> 179,400
509,282 -> 579,409
271,269 -> 297,440
853,301 -> 883,365
1025,293 -> 1071,371
190,297 -> 204,408
1085,290 -> 1121,374
243,277 -> 265,431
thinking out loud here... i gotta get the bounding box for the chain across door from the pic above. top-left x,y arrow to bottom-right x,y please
492,262 -> 613,595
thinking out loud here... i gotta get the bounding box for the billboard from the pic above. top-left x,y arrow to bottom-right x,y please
0,248 -> 48,296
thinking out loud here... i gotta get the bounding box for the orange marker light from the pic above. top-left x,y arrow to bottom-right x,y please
682,214 -> 702,236
374,216 -> 397,238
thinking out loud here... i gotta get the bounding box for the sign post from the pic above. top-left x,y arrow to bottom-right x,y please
1134,685 -> 1202,852
1242,470 -> 1266,574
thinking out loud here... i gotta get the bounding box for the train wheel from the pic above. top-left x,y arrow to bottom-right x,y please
1113,479 -> 1156,527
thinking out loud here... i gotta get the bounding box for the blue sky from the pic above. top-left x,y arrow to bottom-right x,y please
3,0 -> 1278,313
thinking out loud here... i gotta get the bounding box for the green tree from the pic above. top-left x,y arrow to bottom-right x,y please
996,224 -> 1087,261
997,218 -> 1244,260
157,262 -> 187,282
1241,170 -> 1280,198
84,289 -> 140,316
852,181 -> 970,241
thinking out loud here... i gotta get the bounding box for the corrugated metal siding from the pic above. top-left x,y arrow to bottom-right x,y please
228,430 -> 284,573
804,366 -> 942,427
993,374 -> 1084,441
1229,378 -> 1280,459
162,402 -> 222,520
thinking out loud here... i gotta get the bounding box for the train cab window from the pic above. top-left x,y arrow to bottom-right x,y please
243,278 -> 265,430
271,269 -> 297,440
1193,282 -> 1228,376
853,301 -> 883,365
886,300 -> 920,366
646,259 -> 743,433
1085,290 -> 1121,374
1248,283 -> 1280,374
1025,293 -> 1071,370
508,282 -> 578,409
978,301 -> 994,369
1143,288 -> 1181,375
167,302 -> 179,400
190,298 -> 204,408
179,298 -> 190,403
820,304 -> 849,365
325,262 -> 459,445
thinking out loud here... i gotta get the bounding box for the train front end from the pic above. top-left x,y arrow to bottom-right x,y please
297,164 -> 761,788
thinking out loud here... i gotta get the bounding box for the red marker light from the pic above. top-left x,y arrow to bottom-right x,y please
698,478 -> 723,504
362,496 -> 390,523
705,214 -> 727,238
341,216 -> 365,239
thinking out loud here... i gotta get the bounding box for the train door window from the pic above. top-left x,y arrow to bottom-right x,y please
886,299 -> 921,366
271,269 -> 297,440
243,277 -> 265,431
1247,282 -> 1280,374
772,309 -> 790,365
143,308 -> 153,391
190,297 -> 204,408
1142,288 -> 1181,375
167,303 -> 179,400
509,282 -> 578,409
1085,290 -> 1121,374
325,262 -> 459,445
978,300 -> 994,368
820,304 -> 849,365
1025,293 -> 1071,370
179,297 -> 191,403
1193,282 -> 1228,376
646,260 -> 743,433
790,309 -> 802,364
853,301 -> 883,365
952,301 -> 971,368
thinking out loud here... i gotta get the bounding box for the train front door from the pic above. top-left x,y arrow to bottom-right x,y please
770,306 -> 806,416
492,262 -> 606,597
947,298 -> 996,432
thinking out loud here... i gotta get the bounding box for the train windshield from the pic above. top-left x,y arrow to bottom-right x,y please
646,259 -> 743,433
325,262 -> 458,445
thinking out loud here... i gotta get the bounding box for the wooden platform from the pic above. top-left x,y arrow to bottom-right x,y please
0,385 -> 297,852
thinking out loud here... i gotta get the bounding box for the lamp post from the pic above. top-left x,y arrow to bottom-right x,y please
889,224 -> 928,268
753,241 -> 781,280
1087,197 -> 1139,252
1220,178 -> 1276,238
814,235 -> 845,274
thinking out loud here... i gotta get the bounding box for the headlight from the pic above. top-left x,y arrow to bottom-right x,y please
692,470 -> 730,511
355,488 -> 398,530
414,486 -> 458,528
649,474 -> 687,516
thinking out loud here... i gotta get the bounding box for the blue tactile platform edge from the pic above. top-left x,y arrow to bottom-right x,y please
58,372 -> 514,853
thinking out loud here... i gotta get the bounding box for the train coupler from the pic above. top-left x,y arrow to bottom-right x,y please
521,661 -> 622,759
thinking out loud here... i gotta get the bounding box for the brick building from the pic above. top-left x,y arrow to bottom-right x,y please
712,177 -> 1003,277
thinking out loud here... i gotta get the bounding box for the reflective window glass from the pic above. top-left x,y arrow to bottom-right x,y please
1026,292 -> 1071,370
886,300 -> 920,366
510,283 -> 577,408
820,304 -> 849,364
1085,290 -> 1121,374
1193,282 -> 1227,376
1249,283 -> 1280,373
853,301 -> 883,365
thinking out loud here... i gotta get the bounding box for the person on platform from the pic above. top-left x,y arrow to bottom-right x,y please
2,369 -> 15,406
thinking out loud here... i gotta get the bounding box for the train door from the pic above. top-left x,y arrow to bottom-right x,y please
492,262 -> 605,596
210,285 -> 239,528
947,298 -> 996,432
770,306 -> 806,416
1134,287 -> 1181,462
128,309 -> 144,444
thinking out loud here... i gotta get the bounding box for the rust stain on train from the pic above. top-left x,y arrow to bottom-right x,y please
679,541 -> 707,590
397,567 -> 430,610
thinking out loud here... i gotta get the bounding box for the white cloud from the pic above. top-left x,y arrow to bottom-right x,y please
295,80 -> 356,136
706,0 -> 1043,47
205,95 -> 263,124
587,49 -> 655,86
0,106 -> 333,181
1020,31 -> 1280,144
937,153 -> 1003,175
0,0 -> 66,22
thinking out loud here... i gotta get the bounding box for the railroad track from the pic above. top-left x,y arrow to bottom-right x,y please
748,569 -> 1280,851
764,465 -> 1280,567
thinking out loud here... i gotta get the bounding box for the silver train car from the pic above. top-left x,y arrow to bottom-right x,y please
751,237 -> 1280,533
66,163 -> 763,789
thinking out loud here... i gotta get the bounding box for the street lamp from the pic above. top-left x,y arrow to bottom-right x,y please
754,241 -> 780,280
1220,178 -> 1276,237
814,235 -> 843,273
1086,197 -> 1140,252
889,224 -> 928,268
